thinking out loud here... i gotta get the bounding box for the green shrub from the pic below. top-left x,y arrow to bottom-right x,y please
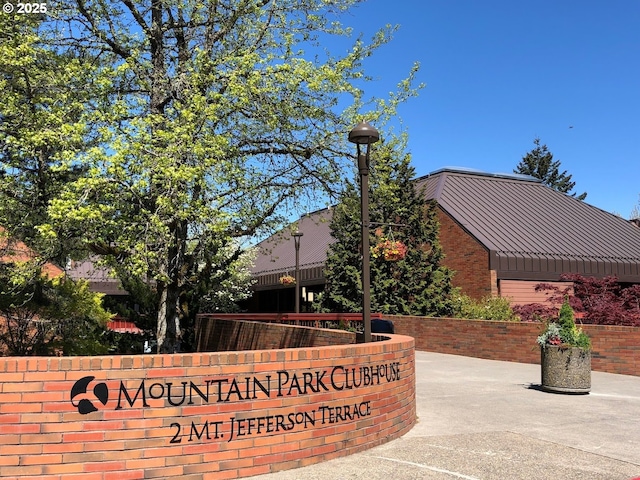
0,272 -> 113,356
537,298 -> 591,350
452,293 -> 519,321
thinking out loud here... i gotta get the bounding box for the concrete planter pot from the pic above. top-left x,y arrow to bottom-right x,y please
540,345 -> 591,394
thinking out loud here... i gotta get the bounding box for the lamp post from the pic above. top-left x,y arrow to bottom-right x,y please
292,231 -> 303,314
348,121 -> 379,343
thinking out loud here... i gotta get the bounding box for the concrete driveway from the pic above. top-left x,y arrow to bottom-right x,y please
245,351 -> 640,480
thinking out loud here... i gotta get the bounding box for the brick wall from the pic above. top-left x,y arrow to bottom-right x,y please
194,317 -> 356,351
437,207 -> 495,299
388,315 -> 640,376
0,324 -> 415,480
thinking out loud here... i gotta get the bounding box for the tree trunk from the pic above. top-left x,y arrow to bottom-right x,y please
156,280 -> 182,353
156,220 -> 187,353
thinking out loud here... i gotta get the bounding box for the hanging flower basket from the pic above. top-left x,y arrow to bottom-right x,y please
371,239 -> 407,262
279,275 -> 296,285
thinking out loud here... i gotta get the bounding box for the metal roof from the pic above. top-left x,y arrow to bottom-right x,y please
416,168 -> 640,281
252,168 -> 640,285
251,208 -> 334,286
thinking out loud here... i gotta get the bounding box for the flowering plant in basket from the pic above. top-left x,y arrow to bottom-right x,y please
371,238 -> 407,262
279,275 -> 295,285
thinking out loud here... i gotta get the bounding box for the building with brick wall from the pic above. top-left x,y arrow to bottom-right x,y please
249,168 -> 640,311
0,227 -> 64,279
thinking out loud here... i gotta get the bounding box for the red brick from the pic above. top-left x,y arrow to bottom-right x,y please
142,465 -> 185,479
0,333 -> 418,479
62,431 -> 105,442
84,460 -> 126,472
104,470 -> 145,480
0,466 -> 43,476
0,455 -> 19,466
0,424 -> 40,434
389,314 -> 640,376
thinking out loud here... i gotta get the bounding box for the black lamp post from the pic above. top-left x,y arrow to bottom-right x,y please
348,121 -> 380,343
292,231 -> 303,314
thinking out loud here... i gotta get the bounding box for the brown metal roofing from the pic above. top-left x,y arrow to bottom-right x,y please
416,168 -> 640,281
251,209 -> 334,287
66,258 -> 129,295
252,167 -> 640,286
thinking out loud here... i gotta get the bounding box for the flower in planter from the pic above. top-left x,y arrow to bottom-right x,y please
279,275 -> 296,285
371,239 -> 408,262
537,298 -> 591,350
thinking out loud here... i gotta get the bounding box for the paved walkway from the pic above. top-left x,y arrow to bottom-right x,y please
246,351 -> 640,480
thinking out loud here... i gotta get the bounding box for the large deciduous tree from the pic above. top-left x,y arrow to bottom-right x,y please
0,16 -> 112,357
317,138 -> 455,316
0,14 -> 93,264
36,1 -> 420,352
514,138 -> 587,200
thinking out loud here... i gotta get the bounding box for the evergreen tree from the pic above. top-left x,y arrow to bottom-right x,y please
514,138 -> 587,200
318,138 -> 455,316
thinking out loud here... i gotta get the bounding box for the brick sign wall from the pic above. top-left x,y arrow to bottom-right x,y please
0,332 -> 416,479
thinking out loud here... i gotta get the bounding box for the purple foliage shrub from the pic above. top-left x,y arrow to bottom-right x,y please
513,274 -> 640,326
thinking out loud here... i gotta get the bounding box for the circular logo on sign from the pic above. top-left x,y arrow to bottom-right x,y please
70,376 -> 109,414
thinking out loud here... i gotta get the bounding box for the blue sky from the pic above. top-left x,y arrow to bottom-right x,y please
343,0 -> 639,217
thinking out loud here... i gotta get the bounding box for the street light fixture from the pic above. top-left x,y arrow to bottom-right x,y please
348,121 -> 380,343
292,231 -> 304,314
